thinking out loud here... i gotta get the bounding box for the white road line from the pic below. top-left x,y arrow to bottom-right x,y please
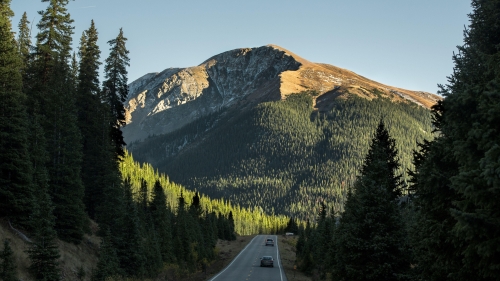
275,235 -> 284,281
209,235 -> 258,281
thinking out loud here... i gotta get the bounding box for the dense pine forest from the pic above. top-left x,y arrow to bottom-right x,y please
129,93 -> 434,221
293,0 -> 500,280
0,1 -> 288,280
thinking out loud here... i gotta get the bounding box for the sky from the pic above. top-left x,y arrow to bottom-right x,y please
11,0 -> 472,94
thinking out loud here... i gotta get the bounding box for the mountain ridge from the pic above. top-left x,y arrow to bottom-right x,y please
123,45 -> 440,144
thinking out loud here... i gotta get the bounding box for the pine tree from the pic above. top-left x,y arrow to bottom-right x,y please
16,11 -> 30,72
115,178 -> 145,277
92,230 -> 120,281
29,0 -> 87,244
412,1 -> 500,279
409,101 -> 467,280
227,211 -> 236,240
150,180 -> 174,263
0,240 -> 18,281
0,0 -> 35,228
334,121 -> 409,281
76,20 -> 109,219
102,28 -> 130,162
27,186 -> 61,281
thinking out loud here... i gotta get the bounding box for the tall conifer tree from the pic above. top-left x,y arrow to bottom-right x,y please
0,0 -> 34,228
29,0 -> 87,244
412,1 -> 500,279
334,121 -> 409,281
76,20 -> 109,219
16,11 -> 30,72
102,28 -> 129,161
150,180 -> 174,263
409,104 -> 467,280
115,178 -> 145,277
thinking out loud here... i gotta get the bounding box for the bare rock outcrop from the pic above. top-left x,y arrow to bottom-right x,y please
123,45 -> 441,144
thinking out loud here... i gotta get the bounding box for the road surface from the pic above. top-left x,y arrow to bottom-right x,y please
209,235 -> 288,281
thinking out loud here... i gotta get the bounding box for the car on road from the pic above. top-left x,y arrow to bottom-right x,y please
265,238 -> 274,246
260,256 -> 274,267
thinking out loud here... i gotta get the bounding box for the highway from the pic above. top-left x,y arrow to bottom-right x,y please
209,235 -> 288,281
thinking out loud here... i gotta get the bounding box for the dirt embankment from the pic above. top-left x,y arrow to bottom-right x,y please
278,235 -> 312,281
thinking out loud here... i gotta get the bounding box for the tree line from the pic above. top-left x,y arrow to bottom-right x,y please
296,1 -> 500,279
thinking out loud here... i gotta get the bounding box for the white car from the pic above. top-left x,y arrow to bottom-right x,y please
265,238 -> 274,246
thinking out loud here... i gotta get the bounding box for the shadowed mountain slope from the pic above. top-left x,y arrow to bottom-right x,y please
125,45 -> 438,220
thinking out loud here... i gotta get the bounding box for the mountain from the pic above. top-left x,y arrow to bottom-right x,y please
123,45 -> 439,143
124,45 -> 439,220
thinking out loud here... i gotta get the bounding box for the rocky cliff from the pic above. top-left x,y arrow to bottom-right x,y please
123,45 -> 440,144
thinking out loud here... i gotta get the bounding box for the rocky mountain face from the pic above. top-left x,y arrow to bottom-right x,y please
124,45 -> 440,144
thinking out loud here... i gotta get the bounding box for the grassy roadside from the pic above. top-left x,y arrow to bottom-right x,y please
206,235 -> 256,279
278,235 -> 312,281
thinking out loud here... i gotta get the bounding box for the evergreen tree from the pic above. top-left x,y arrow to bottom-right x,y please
227,211 -> 236,240
115,178 -> 145,277
150,180 -> 174,263
27,187 -> 61,281
92,230 -> 120,281
16,11 -> 30,72
0,0 -> 34,228
285,217 -> 299,234
76,20 -> 105,218
29,0 -> 87,244
412,1 -> 500,279
334,121 -> 409,281
0,240 -> 18,281
410,134 -> 466,280
102,28 -> 130,162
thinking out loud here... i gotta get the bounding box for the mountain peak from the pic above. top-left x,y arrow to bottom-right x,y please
123,45 -> 440,143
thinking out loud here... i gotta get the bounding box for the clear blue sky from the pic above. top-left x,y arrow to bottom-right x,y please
11,0 -> 472,94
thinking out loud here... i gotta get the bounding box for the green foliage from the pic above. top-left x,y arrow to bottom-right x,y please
91,230 -> 120,281
77,19 -> 112,222
410,134 -> 466,280
119,152 -> 290,235
27,187 -> 61,281
24,0 -> 87,244
411,1 -> 500,279
129,93 -> 433,221
16,11 -> 30,72
333,121 -> 409,280
115,178 -> 145,277
0,0 -> 35,228
103,28 -> 130,162
150,180 -> 175,263
0,240 -> 18,281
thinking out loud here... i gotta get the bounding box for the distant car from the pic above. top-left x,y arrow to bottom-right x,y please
265,238 -> 274,246
260,256 -> 274,267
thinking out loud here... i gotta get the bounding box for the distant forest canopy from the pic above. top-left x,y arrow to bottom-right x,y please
120,152 -> 290,235
128,92 -> 435,221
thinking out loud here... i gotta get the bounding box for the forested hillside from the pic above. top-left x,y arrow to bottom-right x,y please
119,152 -> 290,235
128,92 -> 434,220
293,1 -> 500,280
0,1 -> 290,280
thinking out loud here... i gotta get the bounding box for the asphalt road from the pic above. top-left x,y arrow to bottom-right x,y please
209,235 -> 288,281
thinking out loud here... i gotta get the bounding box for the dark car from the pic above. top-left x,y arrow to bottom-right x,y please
260,256 -> 274,267
265,238 -> 274,246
